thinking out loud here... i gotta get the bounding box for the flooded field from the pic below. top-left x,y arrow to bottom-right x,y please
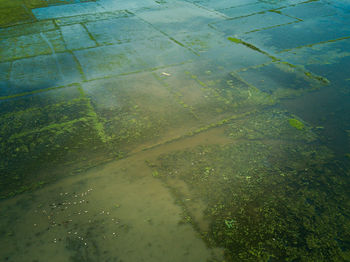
0,0 -> 349,261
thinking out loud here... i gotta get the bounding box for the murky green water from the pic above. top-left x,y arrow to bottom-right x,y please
1,0 -> 350,261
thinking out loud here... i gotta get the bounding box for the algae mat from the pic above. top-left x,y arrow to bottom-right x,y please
1,108 -> 348,261
151,109 -> 350,261
1,0 -> 350,261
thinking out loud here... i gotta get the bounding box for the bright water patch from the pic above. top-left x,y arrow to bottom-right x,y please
237,62 -> 325,96
241,15 -> 350,53
40,32 -> 64,81
98,0 -> 159,11
136,1 -> 224,34
6,52 -> 82,96
54,10 -> 129,26
279,1 -> 340,20
60,24 -> 96,50
194,0 -> 257,10
210,11 -> 298,35
218,2 -> 274,18
73,44 -> 146,80
84,16 -> 164,45
32,2 -> 106,20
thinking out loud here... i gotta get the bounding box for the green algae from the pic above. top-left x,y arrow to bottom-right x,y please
304,71 -> 330,85
277,61 -> 330,85
0,88 -> 113,198
0,2 -> 348,261
224,219 -> 235,229
0,116 -> 108,198
288,118 -> 305,130
0,98 -> 89,139
79,89 -> 109,143
149,107 -> 343,261
185,36 -> 211,51
153,125 -> 346,261
269,9 -> 282,15
227,109 -> 316,142
152,171 -> 159,177
0,5 -> 33,27
227,37 -> 242,44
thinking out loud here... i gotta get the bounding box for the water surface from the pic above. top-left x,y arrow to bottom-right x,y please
1,0 -> 349,261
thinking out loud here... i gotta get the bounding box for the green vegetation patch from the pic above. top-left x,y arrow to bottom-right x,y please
227,37 -> 242,44
288,118 -> 305,130
0,6 -> 34,27
227,109 -> 315,142
0,87 -> 112,198
0,99 -> 87,139
151,108 -> 350,261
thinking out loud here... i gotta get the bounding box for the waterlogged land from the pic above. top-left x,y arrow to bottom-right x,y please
1,0 -> 350,261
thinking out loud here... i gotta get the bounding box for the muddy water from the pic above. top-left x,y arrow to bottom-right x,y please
0,156 -> 215,261
0,129 -> 230,262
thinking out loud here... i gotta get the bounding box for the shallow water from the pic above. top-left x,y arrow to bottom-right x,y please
1,0 -> 349,261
